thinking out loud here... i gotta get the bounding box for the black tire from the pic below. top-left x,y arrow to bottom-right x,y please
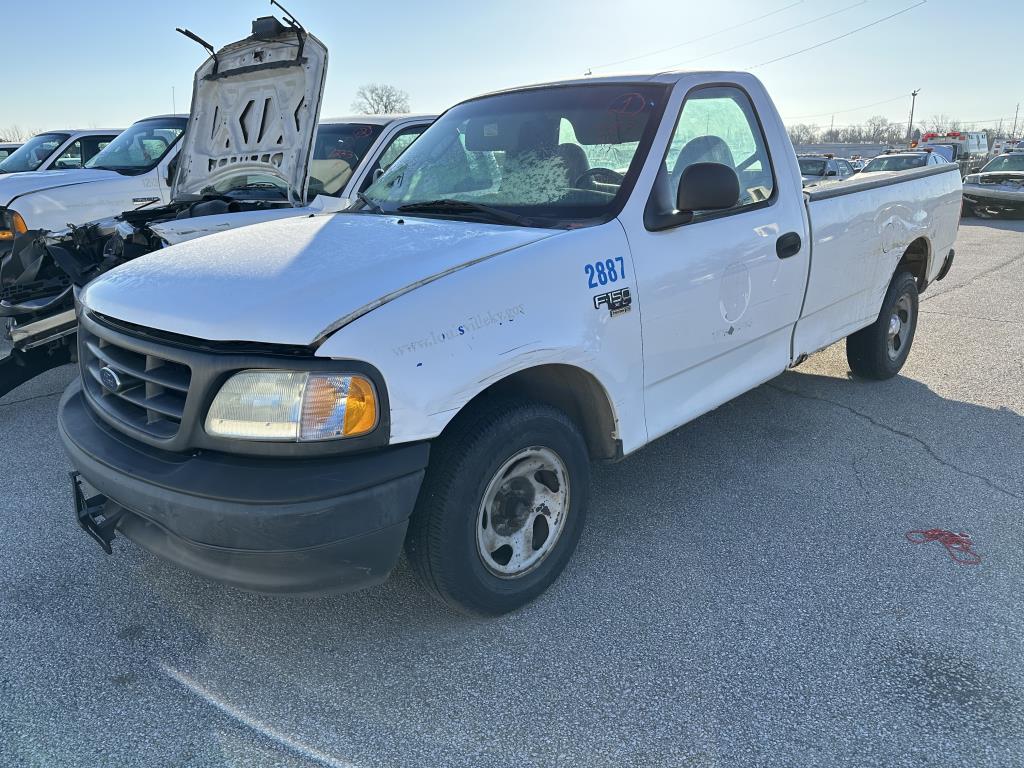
405,398 -> 590,616
846,270 -> 919,380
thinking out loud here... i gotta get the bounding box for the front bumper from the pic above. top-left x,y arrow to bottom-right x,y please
58,380 -> 429,594
962,183 -> 1024,215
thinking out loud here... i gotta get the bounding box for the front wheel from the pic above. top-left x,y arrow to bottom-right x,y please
405,399 -> 590,615
846,270 -> 919,380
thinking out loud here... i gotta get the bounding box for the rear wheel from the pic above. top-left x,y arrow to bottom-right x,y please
405,399 -> 590,615
846,270 -> 919,380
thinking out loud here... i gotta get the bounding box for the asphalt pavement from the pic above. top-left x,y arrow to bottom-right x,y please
1,218 -> 1022,767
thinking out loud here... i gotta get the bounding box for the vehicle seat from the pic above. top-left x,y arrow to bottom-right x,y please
309,159 -> 354,195
499,120 -> 565,201
672,135 -> 735,179
556,143 -> 590,187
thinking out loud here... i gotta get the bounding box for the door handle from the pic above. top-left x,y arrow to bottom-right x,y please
776,232 -> 802,259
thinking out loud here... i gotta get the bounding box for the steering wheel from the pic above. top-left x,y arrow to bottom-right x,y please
574,167 -> 625,187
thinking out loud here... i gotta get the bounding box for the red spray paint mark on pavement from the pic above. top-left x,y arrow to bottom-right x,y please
905,529 -> 982,565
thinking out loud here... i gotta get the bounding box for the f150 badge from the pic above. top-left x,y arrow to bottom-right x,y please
593,287 -> 632,316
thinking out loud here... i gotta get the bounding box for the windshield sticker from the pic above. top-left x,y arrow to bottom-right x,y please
483,123 -> 499,137
609,93 -> 647,116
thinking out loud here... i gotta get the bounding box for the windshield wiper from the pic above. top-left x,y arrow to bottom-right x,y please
356,192 -> 386,214
397,199 -> 532,226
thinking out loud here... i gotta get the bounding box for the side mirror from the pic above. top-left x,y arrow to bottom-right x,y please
165,155 -> 179,187
676,162 -> 740,212
826,169 -> 837,176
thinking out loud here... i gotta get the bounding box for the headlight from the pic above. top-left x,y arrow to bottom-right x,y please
963,174 -> 981,184
0,209 -> 26,241
205,370 -> 378,441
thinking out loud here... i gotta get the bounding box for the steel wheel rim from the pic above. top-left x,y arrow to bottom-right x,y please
476,446 -> 570,579
887,293 -> 913,360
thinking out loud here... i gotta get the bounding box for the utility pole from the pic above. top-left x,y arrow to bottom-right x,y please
172,86 -> 176,114
1012,103 -> 1020,139
906,88 -> 920,144
829,114 -> 835,140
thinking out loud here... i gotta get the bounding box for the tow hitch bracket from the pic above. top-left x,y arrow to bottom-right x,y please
70,471 -> 123,554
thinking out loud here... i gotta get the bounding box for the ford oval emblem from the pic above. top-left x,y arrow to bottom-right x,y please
99,366 -> 123,393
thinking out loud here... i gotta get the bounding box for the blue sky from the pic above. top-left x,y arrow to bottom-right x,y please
4,0 -> 1021,135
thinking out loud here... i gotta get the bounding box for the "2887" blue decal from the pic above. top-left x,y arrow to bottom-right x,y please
585,257 -> 626,288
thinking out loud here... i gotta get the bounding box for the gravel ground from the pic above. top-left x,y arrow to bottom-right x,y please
1,218 -> 1022,767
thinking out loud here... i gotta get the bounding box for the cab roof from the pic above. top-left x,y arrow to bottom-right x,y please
319,114 -> 436,126
473,70 -> 753,99
32,128 -> 123,135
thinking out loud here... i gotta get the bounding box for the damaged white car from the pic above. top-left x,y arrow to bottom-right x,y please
1,10 -> 430,396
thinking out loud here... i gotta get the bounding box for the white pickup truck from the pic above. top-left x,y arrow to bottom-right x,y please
0,129 -> 121,175
60,71 -> 962,615
0,116 -> 187,256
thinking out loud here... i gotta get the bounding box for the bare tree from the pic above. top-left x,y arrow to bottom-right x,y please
787,123 -> 820,145
0,125 -> 34,142
929,114 -> 952,134
351,83 -> 410,115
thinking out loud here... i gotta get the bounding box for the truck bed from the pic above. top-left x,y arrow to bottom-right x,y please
794,163 -> 962,358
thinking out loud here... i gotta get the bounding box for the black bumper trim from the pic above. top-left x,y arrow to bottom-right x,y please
59,380 -> 429,593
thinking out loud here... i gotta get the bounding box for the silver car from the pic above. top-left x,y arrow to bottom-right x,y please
962,151 -> 1024,218
798,155 -> 855,187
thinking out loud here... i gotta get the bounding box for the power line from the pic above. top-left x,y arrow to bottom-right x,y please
586,1 -> 803,72
663,0 -> 866,70
783,94 -> 909,121
751,1 -> 926,68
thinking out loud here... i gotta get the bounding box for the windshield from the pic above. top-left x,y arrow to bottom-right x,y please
862,155 -> 928,172
86,117 -> 186,174
925,143 -> 959,159
309,123 -> 386,196
0,132 -> 69,173
361,84 -> 669,227
799,158 -> 827,176
203,122 -> 389,199
981,154 -> 1024,173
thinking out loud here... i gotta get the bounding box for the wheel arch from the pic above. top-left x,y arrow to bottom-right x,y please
446,363 -> 621,461
896,236 -> 931,290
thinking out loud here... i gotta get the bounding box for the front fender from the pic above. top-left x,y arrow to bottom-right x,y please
316,221 -> 648,453
12,174 -> 160,232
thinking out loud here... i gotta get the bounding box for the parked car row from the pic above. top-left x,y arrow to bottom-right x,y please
3,13 -> 963,614
798,149 -> 949,188
797,146 -> 1022,219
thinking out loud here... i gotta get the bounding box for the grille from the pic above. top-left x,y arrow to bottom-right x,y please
80,323 -> 192,439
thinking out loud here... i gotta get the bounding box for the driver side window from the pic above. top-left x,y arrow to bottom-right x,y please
665,86 -> 774,211
53,140 -> 83,169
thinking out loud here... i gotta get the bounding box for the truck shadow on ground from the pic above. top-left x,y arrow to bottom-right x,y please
133,372 -> 1022,653
959,216 -> 1024,232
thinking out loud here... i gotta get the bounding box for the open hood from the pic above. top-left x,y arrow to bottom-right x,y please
171,14 -> 328,203
82,214 -> 557,346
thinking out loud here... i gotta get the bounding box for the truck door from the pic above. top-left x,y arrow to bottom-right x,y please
628,84 -> 810,441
